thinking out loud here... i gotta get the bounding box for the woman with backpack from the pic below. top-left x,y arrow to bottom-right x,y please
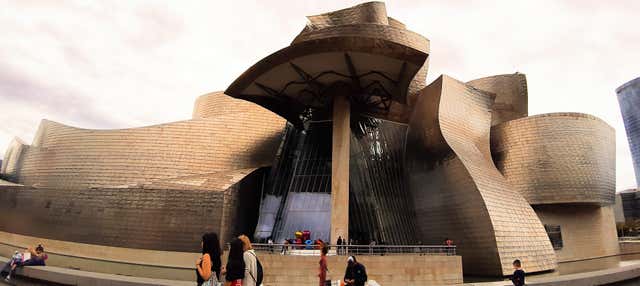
223,238 -> 245,286
196,232 -> 222,286
238,235 -> 262,286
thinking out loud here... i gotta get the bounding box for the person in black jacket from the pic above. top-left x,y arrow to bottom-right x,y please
510,259 -> 525,286
343,256 -> 367,286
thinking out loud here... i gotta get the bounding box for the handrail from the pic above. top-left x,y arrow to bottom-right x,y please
241,243 -> 456,256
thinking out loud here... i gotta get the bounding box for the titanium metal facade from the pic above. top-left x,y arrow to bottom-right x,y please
617,77 -> 640,186
0,1 -> 620,277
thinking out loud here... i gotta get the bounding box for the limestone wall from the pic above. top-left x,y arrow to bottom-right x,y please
490,113 -> 616,206
534,205 -> 620,262
260,253 -> 463,286
0,168 -> 263,252
0,231 -> 463,285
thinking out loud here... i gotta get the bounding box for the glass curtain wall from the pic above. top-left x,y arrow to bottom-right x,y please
255,117 -> 417,244
349,116 -> 417,245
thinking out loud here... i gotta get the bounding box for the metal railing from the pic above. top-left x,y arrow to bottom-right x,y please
248,243 -> 456,256
619,236 -> 640,241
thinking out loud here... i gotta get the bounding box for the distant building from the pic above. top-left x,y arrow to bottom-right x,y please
618,189 -> 640,223
617,77 -> 640,186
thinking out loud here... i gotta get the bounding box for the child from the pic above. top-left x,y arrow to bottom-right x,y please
510,259 -> 525,286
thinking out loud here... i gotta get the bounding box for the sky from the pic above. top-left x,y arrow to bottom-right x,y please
0,0 -> 638,190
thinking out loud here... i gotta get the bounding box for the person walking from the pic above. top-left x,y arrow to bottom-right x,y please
318,245 -> 329,286
510,259 -> 525,286
239,235 -> 261,286
223,238 -> 245,286
196,232 -> 222,286
343,256 -> 367,286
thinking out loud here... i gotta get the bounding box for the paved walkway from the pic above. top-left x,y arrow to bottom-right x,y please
0,256 -> 192,286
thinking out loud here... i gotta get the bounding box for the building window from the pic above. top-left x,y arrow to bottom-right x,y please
544,225 -> 563,250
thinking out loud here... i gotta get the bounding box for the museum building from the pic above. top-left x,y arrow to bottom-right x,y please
0,2 -> 618,277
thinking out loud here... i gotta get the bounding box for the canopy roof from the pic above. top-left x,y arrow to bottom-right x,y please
225,2 -> 429,127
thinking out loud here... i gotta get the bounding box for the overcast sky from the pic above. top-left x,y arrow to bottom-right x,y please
0,0 -> 638,190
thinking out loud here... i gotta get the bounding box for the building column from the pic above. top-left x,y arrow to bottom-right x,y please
331,94 -> 350,244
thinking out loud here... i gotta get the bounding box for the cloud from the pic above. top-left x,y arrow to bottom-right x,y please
0,0 -> 638,190
0,64 -> 121,127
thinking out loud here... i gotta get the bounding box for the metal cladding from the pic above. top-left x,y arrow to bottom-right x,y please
0,92 -> 285,251
0,1 -> 621,277
617,77 -> 640,186
1,91 -> 285,190
406,75 -> 557,276
225,2 -> 429,126
491,113 -> 616,206
466,73 -> 528,126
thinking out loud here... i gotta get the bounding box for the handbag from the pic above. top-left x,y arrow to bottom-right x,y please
202,271 -> 222,286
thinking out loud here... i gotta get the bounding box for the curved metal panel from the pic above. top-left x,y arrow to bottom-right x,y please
467,73 -> 528,126
407,75 -> 556,276
5,95 -> 285,189
491,113 -> 615,206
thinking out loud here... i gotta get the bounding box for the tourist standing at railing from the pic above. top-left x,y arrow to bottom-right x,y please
196,232 -> 222,286
281,239 -> 289,255
223,238 -> 245,286
267,237 -> 274,253
368,240 -> 376,254
445,238 -> 454,246
318,245 -> 330,286
337,236 -> 343,255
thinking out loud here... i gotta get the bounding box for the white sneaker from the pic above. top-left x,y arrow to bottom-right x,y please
4,275 -> 10,281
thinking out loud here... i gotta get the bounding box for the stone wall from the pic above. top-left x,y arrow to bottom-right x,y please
0,230 -> 463,285
0,169 -> 263,252
534,205 -> 620,262
259,253 -> 463,286
491,113 -> 616,206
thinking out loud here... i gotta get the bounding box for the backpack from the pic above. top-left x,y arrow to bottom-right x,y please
355,263 -> 367,284
248,252 -> 263,285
